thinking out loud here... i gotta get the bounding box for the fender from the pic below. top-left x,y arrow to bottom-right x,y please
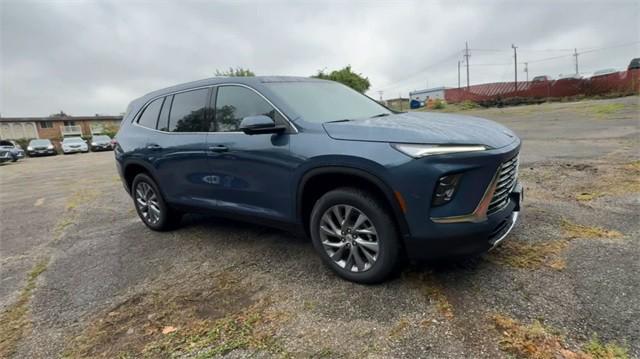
121,159 -> 162,196
296,165 -> 411,238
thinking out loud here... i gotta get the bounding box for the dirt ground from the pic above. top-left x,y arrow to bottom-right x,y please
1,96 -> 638,358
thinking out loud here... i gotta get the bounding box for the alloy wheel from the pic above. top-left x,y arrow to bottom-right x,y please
135,182 -> 161,225
319,204 -> 379,272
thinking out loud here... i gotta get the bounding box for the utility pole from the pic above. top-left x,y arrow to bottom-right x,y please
524,62 -> 529,82
457,60 -> 461,88
464,42 -> 471,90
377,90 -> 383,102
573,48 -> 579,75
512,44 -> 518,91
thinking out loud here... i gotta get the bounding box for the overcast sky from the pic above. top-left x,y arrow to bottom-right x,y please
1,0 -> 639,117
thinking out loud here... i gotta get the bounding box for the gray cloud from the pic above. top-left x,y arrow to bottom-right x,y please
1,0 -> 638,116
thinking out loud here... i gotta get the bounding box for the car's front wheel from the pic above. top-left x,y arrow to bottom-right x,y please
310,187 -> 401,284
132,173 -> 181,231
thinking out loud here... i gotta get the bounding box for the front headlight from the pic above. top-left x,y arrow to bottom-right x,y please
91,142 -> 97,146
27,146 -> 33,151
47,145 -> 54,149
391,144 -> 487,158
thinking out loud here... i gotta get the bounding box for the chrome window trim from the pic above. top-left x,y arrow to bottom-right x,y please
131,83 -> 298,135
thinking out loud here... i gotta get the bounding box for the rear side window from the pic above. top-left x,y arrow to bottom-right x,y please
138,98 -> 163,129
214,86 -> 278,132
157,96 -> 172,132
169,89 -> 209,132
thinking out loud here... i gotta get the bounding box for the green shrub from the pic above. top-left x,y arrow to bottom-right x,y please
12,138 -> 32,150
459,100 -> 479,110
433,99 -> 446,109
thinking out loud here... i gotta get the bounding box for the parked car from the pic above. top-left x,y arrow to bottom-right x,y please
27,139 -> 57,156
0,148 -> 12,163
628,58 -> 640,70
0,140 -> 26,161
557,73 -> 582,80
61,137 -> 89,154
90,135 -> 114,151
115,77 -> 522,283
532,75 -> 551,82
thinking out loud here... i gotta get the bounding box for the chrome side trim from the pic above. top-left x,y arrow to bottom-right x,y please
430,168 -> 500,224
489,211 -> 519,250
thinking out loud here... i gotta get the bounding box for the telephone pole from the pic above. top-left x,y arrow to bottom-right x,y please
573,48 -> 579,75
457,60 -> 461,88
524,62 -> 529,82
378,90 -> 383,102
512,44 -> 518,91
464,42 -> 471,90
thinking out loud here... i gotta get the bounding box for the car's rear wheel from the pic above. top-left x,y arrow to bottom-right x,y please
132,173 -> 181,231
310,187 -> 401,284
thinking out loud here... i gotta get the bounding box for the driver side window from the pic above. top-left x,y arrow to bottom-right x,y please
213,86 -> 279,132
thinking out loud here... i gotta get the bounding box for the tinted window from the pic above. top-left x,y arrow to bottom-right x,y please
169,89 -> 209,132
214,86 -> 278,132
157,96 -> 172,131
138,98 -> 163,129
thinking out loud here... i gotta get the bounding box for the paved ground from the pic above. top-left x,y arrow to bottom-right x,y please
1,96 -> 638,358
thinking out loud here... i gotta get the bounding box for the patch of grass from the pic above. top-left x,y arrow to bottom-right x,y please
561,220 -> 623,239
388,318 -> 410,338
0,258 -> 49,358
407,272 -> 454,319
488,239 -> 569,270
491,314 -> 583,359
583,336 -> 629,359
588,103 -> 625,117
575,192 -> 604,202
64,271 -> 287,358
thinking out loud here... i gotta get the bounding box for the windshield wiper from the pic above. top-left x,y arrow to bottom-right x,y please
370,113 -> 391,118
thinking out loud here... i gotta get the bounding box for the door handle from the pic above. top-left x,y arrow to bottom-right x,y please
146,144 -> 162,150
208,145 -> 229,152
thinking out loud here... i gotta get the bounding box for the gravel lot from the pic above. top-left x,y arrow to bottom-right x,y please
1,96 -> 638,358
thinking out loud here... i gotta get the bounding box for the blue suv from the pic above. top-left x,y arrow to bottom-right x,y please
115,76 -> 522,283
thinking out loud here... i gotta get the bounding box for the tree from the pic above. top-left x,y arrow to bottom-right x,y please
311,65 -> 371,93
215,67 -> 255,77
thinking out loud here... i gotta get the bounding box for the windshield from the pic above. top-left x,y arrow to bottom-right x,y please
30,139 -> 51,146
93,135 -> 110,141
64,137 -> 84,143
265,81 -> 392,123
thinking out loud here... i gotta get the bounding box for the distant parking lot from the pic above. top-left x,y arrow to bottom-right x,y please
1,96 -> 638,358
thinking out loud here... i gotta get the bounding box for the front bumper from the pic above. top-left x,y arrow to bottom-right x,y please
404,184 -> 522,260
63,147 -> 87,153
28,149 -> 56,156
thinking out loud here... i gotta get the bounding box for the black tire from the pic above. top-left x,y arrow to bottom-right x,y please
310,187 -> 401,284
131,173 -> 182,231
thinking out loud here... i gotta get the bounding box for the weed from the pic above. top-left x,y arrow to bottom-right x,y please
561,220 -> 622,239
583,336 -> 629,359
0,258 -> 49,358
388,318 -> 410,338
589,103 -> 625,117
488,239 -> 568,270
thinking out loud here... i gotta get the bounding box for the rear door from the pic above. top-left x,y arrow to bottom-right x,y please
145,88 -> 214,206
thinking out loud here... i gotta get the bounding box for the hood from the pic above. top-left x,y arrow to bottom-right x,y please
322,112 -> 517,149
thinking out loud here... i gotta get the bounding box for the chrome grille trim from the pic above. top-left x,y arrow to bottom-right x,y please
488,154 -> 519,214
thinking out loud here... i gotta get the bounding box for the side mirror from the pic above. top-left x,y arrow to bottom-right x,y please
239,115 -> 286,135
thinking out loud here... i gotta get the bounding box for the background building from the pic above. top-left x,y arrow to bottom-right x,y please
0,113 -> 122,147
409,87 -> 448,102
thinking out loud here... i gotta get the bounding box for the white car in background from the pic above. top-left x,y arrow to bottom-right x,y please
61,137 -> 89,154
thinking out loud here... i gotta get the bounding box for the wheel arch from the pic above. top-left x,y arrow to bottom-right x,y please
296,166 -> 410,239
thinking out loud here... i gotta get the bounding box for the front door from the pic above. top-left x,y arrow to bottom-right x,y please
206,85 -> 296,221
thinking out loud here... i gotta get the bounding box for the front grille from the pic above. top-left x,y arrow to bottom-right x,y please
488,155 -> 519,214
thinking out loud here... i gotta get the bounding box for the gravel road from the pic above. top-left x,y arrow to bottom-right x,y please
1,96 -> 638,358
